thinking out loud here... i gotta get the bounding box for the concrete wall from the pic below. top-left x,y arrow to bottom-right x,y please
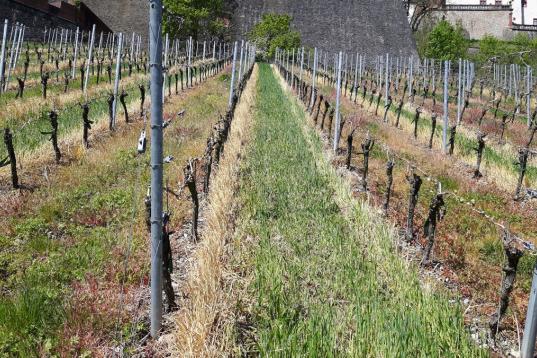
445,0 -> 510,4
83,0 -> 417,58
1,0 -> 76,41
0,0 -> 111,42
446,0 -> 537,26
83,0 -> 148,45
434,9 -> 512,40
229,0 -> 417,58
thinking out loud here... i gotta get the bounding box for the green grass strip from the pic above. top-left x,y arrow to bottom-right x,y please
0,81 -> 145,157
234,63 -> 485,357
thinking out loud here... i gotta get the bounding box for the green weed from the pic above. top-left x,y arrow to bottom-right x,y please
231,64 -> 485,357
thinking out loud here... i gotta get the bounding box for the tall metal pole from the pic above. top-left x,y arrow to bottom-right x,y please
83,24 -> 96,96
333,51 -> 343,153
291,48 -> 295,89
187,36 -> 192,87
98,31 -> 103,58
72,27 -> 79,79
59,29 -> 64,56
112,33 -> 123,127
528,65 -> 532,128
46,27 -> 52,58
238,40 -> 244,83
149,0 -> 164,338
62,27 -> 68,60
4,24 -> 18,92
299,47 -> 304,97
359,55 -> 363,88
163,33 -> 169,103
282,50 -> 289,82
456,58 -> 462,126
522,262 -> 537,358
353,52 -> 359,98
12,25 -> 23,78
432,58 -> 436,93
130,32 -> 135,61
408,56 -> 413,100
385,53 -> 389,106
0,20 -> 8,94
173,39 -> 178,68
509,64 -> 513,98
443,60 -> 449,153
110,33 -> 115,59
310,47 -> 318,109
228,41 -> 238,109
212,41 -> 216,61
514,64 -> 520,111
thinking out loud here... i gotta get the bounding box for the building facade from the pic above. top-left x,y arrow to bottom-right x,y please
446,0 -> 537,26
410,0 -> 537,40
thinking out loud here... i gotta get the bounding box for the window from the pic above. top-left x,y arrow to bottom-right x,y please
534,18 -> 537,26
480,0 -> 486,4
495,0 -> 502,5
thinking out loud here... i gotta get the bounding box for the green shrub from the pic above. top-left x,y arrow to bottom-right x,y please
424,20 -> 468,60
248,13 -> 301,60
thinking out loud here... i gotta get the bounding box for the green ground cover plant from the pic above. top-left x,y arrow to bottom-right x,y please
229,63 -> 484,356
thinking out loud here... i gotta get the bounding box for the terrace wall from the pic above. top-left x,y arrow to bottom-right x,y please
228,0 -> 418,58
0,0 -> 111,42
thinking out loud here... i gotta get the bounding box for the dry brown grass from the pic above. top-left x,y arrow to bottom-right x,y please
0,72 -> 147,126
1,58 -> 211,126
0,64 -> 222,187
0,93 -> 144,188
298,67 -> 537,191
165,65 -> 258,357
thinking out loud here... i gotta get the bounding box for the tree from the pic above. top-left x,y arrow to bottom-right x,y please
471,33 -> 537,67
163,0 -> 225,40
409,0 -> 445,32
424,20 -> 468,60
474,35 -> 506,65
248,13 -> 301,60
